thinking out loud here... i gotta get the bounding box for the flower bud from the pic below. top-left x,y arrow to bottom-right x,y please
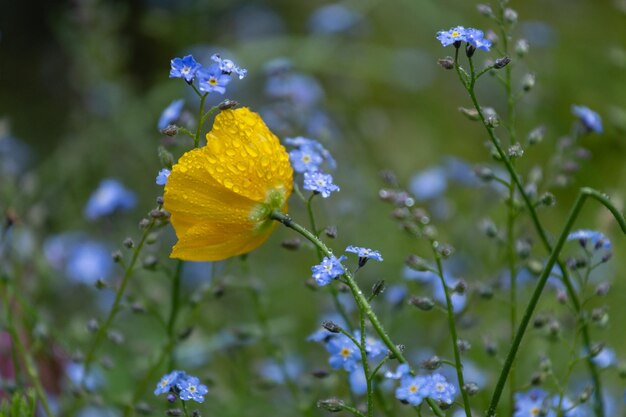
459,107 -> 481,121
522,73 -> 535,91
111,250 -> 123,263
325,225 -> 338,239
474,166 -> 495,181
317,398 -> 345,412
476,4 -> 494,17
158,145 -> 175,167
160,125 -> 178,137
527,126 -> 545,145
421,355 -> 442,370
516,39 -> 530,57
464,382 -> 480,396
322,321 -> 342,333
493,56 -> 511,69
504,8 -> 518,23
539,192 -> 556,207
406,255 -> 431,271
123,237 -> 134,248
371,280 -> 386,298
218,99 -> 239,110
508,143 -> 524,158
409,296 -> 435,311
437,57 -> 455,70
281,238 -> 301,250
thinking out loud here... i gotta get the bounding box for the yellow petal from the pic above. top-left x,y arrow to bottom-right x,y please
163,107 -> 293,261
205,108 -> 293,202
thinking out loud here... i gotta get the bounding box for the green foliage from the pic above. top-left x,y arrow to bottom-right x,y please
0,389 -> 36,417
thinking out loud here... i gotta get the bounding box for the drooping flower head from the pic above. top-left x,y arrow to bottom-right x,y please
164,108 -> 293,261
158,99 -> 185,130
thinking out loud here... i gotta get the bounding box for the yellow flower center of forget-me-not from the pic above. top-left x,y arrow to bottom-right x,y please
163,107 -> 293,261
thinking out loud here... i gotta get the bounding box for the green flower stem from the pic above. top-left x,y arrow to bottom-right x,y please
462,53 -> 610,417
306,194 -> 354,332
358,299 -> 374,417
269,211 -> 445,417
432,250 -> 472,417
337,402 -> 367,417
181,400 -> 190,417
485,188 -> 626,417
82,218 -> 156,382
193,93 -> 208,148
1,282 -> 54,417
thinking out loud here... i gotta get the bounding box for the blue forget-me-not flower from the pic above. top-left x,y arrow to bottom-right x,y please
303,171 -> 340,197
84,179 -> 136,220
312,255 -> 346,286
572,105 -> 602,133
170,55 -> 202,82
156,168 -> 171,186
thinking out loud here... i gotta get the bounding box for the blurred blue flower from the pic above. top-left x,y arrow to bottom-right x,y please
154,370 -> 186,396
427,373 -> 456,404
258,356 -> 303,384
0,127 -> 31,177
384,284 -> 407,307
231,5 -> 286,40
84,179 -> 136,220
312,255 -> 346,286
158,99 -> 184,130
465,28 -> 492,51
409,166 -> 448,201
308,4 -> 363,35
75,406 -> 119,417
395,374 -> 430,405
436,26 -> 467,47
385,363 -> 411,380
156,168 -> 171,186
326,333 -> 360,371
181,261 -> 215,286
170,55 -> 201,82
345,246 -> 383,262
65,241 -> 114,285
303,171 -> 340,198
285,136 -> 336,170
432,274 -> 467,314
177,375 -> 208,403
66,362 -> 104,392
265,60 -> 324,109
403,266 -> 438,284
211,53 -> 247,79
589,347 -> 616,368
349,367 -> 368,395
197,64 -> 231,95
567,229 -> 611,250
572,105 -> 602,133
514,388 -> 554,417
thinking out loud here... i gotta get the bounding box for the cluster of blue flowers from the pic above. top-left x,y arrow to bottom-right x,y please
567,229 -> 611,251
154,370 -> 208,403
170,53 -> 247,94
436,26 -> 492,52
84,178 -> 136,220
514,388 -> 590,417
310,326 -> 387,395
285,136 -> 340,198
312,246 -> 383,286
385,363 -> 456,406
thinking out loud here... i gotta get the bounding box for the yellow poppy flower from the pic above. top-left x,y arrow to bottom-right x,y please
163,107 -> 293,261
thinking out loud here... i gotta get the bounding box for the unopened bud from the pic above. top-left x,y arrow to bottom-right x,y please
595,282 -> 610,296
322,321 -> 342,333
438,57 -> 454,70
218,99 -> 239,110
111,250 -> 123,263
160,125 -> 178,137
539,192 -> 556,207
138,218 -> 150,229
156,196 -> 164,206
480,218 -> 498,238
464,382 -> 480,395
516,39 -> 530,57
158,145 -> 175,167
527,126 -> 545,145
406,255 -> 431,271
457,339 -> 471,352
476,4 -> 494,17
522,73 -> 535,91
504,8 -> 518,23
494,56 -> 511,69
371,280 -> 386,297
459,107 -> 480,121
579,386 -> 593,403
312,369 -> 329,378
107,330 -> 124,345
281,238 -> 301,250
533,315 -> 548,328
379,169 -> 397,186
317,398 -> 344,412
474,165 -> 495,181
409,296 -> 435,311
508,143 -> 524,158
87,319 -> 99,332
123,237 -> 134,248
484,338 -> 497,356
421,355 -> 442,370
325,226 -> 338,239
166,409 -> 182,416
454,279 -> 467,294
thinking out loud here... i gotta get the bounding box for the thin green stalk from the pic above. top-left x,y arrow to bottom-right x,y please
269,211 -> 445,417
194,93 -> 208,148
506,178 -> 517,412
82,219 -> 156,381
357,300 -> 374,417
485,188 -> 626,417
181,400 -> 190,417
461,54 -> 609,417
2,284 -> 54,417
432,250 -> 472,417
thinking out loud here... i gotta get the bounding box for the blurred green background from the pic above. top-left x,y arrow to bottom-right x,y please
1,0 -> 625,416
